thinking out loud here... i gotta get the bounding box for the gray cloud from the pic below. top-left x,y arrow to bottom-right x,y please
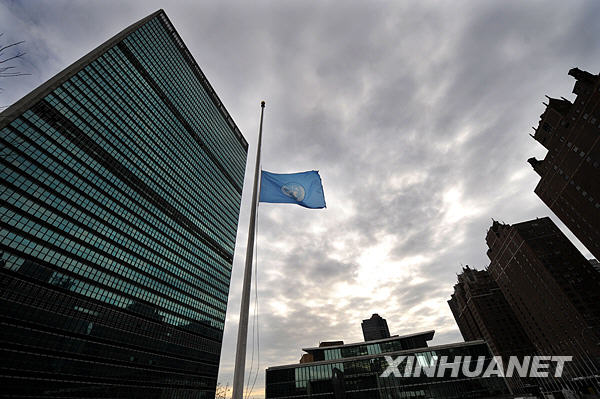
2,0 -> 599,397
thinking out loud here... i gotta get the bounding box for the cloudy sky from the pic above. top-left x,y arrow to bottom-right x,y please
1,0 -> 599,396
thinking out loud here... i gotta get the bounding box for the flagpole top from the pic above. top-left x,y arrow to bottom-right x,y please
261,101 -> 265,108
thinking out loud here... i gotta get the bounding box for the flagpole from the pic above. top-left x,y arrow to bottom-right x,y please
232,101 -> 265,399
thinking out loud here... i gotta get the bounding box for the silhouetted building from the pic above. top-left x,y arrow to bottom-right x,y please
486,217 -> 600,393
448,266 -> 536,359
303,331 -> 433,362
528,68 -> 600,260
300,342 -> 345,364
448,266 -> 538,395
361,313 -> 391,341
0,9 -> 247,398
299,354 -> 314,364
319,341 -> 345,347
266,331 -> 511,399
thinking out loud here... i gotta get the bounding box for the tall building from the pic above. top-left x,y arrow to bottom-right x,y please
266,331 -> 511,399
361,313 -> 391,341
448,266 -> 538,395
448,266 -> 536,360
527,68 -> 600,260
486,217 -> 600,391
0,10 -> 247,398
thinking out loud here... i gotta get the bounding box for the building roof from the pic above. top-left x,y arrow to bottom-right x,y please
0,11 -> 159,129
301,330 -> 435,352
0,9 -> 248,151
268,339 -> 485,371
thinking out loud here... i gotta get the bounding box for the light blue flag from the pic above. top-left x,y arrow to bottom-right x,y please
259,170 -> 326,209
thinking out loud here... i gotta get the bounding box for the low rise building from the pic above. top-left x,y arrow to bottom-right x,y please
265,331 -> 512,399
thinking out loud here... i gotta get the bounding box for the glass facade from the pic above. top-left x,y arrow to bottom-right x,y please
0,10 -> 247,399
266,342 -> 511,399
306,332 -> 433,362
320,337 -> 431,361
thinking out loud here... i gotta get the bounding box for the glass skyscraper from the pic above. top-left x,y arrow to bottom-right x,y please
0,10 -> 247,398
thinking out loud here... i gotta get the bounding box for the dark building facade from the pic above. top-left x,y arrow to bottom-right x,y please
0,10 -> 247,398
266,332 -> 511,399
448,266 -> 538,395
528,68 -> 600,260
590,258 -> 600,274
448,266 -> 536,361
361,313 -> 391,342
486,217 -> 600,392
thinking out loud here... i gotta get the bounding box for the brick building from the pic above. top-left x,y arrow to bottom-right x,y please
486,217 -> 600,388
528,68 -> 600,260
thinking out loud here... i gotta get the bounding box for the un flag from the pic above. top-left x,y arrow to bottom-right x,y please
259,170 -> 326,209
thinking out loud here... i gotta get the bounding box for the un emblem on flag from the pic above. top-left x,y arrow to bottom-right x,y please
281,183 -> 305,202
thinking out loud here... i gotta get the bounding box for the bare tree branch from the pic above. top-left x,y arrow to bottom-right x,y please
0,52 -> 28,65
0,33 -> 30,80
0,32 -> 31,103
215,382 -> 231,399
0,41 -> 26,55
